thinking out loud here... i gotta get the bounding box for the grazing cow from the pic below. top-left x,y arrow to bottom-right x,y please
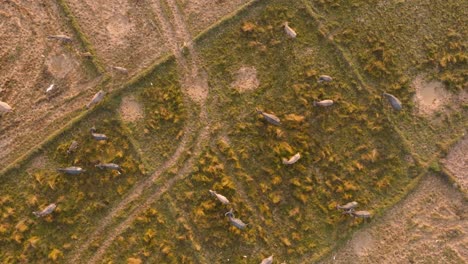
260,255 -> 274,264
383,92 -> 402,111
46,84 -> 56,94
0,101 -> 12,113
67,140 -> 79,154
33,203 -> 57,217
209,190 -> 230,205
282,153 -> 301,165
350,210 -> 372,219
313,99 -> 334,107
57,166 -> 85,175
86,90 -> 105,109
256,108 -> 281,126
225,209 -> 247,230
318,75 -> 333,83
283,22 -> 297,38
336,201 -> 358,211
96,163 -> 122,173
90,127 -> 108,141
112,66 -> 129,74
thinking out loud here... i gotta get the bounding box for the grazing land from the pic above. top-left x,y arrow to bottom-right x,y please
0,0 -> 466,263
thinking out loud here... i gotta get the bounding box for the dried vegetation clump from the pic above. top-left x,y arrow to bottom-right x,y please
0,111 -> 145,263
423,28 -> 467,91
125,61 -> 186,168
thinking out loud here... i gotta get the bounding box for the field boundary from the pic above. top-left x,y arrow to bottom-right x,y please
191,0 -> 263,46
0,0 -> 265,178
439,165 -> 468,198
56,0 -> 107,75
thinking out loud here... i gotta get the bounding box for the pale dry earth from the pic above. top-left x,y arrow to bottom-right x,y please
443,136 -> 468,191
0,0 -> 100,169
65,0 -> 170,75
321,174 -> 467,264
412,75 -> 468,116
119,95 -> 144,122
231,66 -> 260,92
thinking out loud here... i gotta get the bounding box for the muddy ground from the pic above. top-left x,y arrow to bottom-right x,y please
321,174 -> 467,264
119,95 -> 144,122
0,1 -> 101,169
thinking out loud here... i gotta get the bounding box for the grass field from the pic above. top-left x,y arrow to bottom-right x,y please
0,0 -> 466,263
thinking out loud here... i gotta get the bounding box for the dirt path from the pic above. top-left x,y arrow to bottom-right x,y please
70,0 -> 212,263
320,174 -> 467,264
68,122 -> 194,263
88,123 -> 210,264
165,0 -> 209,103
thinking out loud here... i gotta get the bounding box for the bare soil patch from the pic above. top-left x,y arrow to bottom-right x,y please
0,1 -> 99,169
46,53 -> 77,79
412,75 -> 467,116
231,66 -> 260,92
65,0 -> 169,74
442,136 -> 468,191
119,95 -> 144,122
322,175 -> 467,264
29,154 -> 48,170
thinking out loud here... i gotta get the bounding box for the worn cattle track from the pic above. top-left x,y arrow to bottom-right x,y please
69,0 -> 212,263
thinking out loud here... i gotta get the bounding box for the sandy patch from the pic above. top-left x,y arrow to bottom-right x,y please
322,174 -> 467,264
119,96 -> 144,123
106,14 -> 132,43
184,68 -> 209,104
29,154 -> 48,169
231,66 -> 259,92
412,75 -> 451,115
46,53 -> 77,79
442,136 -> 468,191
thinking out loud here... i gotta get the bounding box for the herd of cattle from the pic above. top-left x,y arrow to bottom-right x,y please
1,23 -> 404,263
